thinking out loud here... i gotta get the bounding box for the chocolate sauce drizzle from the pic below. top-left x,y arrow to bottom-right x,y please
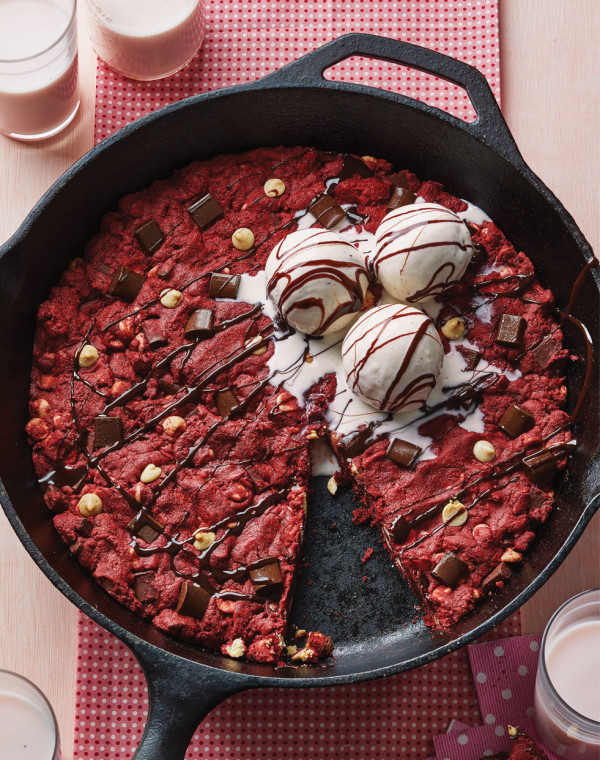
266,228 -> 368,335
342,305 -> 440,413
373,206 -> 474,302
37,148 -> 598,621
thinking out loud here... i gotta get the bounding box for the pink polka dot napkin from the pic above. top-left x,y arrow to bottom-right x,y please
431,635 -> 561,760
80,2 -> 503,759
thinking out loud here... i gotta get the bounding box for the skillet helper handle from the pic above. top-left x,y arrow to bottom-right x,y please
131,645 -> 244,760
261,33 -> 525,167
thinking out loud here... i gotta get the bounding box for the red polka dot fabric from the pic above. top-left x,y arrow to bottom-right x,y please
94,0 -> 500,144
75,614 -> 520,759
83,2 -> 503,758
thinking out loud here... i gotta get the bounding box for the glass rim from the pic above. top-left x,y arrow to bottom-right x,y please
0,668 -> 60,759
539,587 -> 600,729
0,0 -> 76,65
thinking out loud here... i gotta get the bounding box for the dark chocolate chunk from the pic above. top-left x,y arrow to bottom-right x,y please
456,345 -> 482,370
98,577 -> 116,593
249,560 -> 282,591
176,581 -> 212,619
94,416 -> 123,448
431,551 -> 469,589
187,193 -> 224,230
522,448 -> 556,485
532,336 -> 560,369
134,571 -> 158,603
482,562 -> 512,594
127,511 -> 165,544
386,438 -> 422,469
387,172 -> 411,189
134,220 -> 164,254
339,155 -> 374,180
184,309 -> 214,340
387,186 -> 417,212
159,378 -> 179,395
450,383 -> 479,411
209,272 -> 241,299
309,195 -> 347,229
108,265 -> 145,302
495,314 -> 526,348
216,388 -> 239,418
78,518 -> 94,538
498,403 -> 535,438
142,322 -> 168,350
390,515 -> 410,543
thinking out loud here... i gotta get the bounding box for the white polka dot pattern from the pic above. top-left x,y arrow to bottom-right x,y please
82,4 -> 503,759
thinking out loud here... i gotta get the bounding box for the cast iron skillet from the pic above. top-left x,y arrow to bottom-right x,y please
0,35 -> 598,760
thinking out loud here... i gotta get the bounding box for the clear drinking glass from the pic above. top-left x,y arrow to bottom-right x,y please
85,0 -> 206,81
534,589 -> 600,758
0,0 -> 79,141
0,669 -> 60,760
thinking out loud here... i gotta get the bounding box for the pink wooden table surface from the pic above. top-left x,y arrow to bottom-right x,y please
0,2 -> 598,758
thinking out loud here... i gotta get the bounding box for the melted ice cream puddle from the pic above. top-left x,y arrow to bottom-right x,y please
236,199 -> 513,475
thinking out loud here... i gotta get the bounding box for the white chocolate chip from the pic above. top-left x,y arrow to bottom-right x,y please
162,416 -> 186,437
78,493 -> 103,516
232,227 -> 255,251
25,418 -> 50,441
264,178 -> 286,197
224,638 -> 246,659
327,476 -> 338,495
286,644 -> 298,655
441,317 -> 465,340
473,440 -> 496,462
442,499 -> 468,527
194,531 -> 217,551
500,548 -> 522,563
307,430 -> 319,440
32,399 -> 50,418
291,647 -> 316,662
140,464 -> 162,484
244,335 -> 267,355
160,289 -> 182,308
78,344 -> 99,368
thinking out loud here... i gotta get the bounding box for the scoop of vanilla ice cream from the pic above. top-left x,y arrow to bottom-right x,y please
265,228 -> 370,336
341,303 -> 443,413
372,202 -> 473,303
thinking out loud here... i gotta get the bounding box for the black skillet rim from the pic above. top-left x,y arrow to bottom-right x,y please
0,34 -> 598,689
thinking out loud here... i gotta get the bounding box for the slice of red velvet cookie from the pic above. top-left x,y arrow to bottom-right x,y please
330,205 -> 570,627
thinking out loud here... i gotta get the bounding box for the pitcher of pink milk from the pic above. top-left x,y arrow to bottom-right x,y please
85,0 -> 206,81
534,589 -> 600,758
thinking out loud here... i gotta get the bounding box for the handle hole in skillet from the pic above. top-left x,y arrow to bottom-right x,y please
324,56 -> 480,123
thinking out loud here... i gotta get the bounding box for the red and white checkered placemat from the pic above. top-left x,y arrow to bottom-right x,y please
78,3 -> 503,758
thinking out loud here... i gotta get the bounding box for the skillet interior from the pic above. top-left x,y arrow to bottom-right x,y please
0,73 -> 598,685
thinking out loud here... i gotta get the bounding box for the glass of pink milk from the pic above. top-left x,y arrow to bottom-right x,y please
85,0 -> 206,81
534,589 -> 600,758
0,0 -> 79,141
0,670 -> 60,759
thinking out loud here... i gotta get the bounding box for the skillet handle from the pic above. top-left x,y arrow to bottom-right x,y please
129,643 -> 245,760
260,33 -> 525,166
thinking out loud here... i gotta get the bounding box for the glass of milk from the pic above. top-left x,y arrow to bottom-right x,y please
85,0 -> 206,81
0,0 -> 79,141
0,670 -> 60,760
534,588 -> 600,758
